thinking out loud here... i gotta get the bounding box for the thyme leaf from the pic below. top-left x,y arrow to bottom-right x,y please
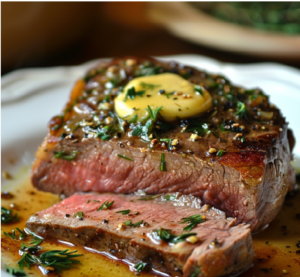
134,261 -> 147,272
123,220 -> 143,228
163,195 -> 176,201
160,153 -> 167,171
151,228 -> 197,244
74,211 -> 83,220
54,151 -> 78,161
180,214 -> 206,231
97,201 -> 114,211
235,101 -> 248,119
116,209 -> 130,215
140,82 -> 161,90
137,194 -> 163,201
117,154 -> 133,161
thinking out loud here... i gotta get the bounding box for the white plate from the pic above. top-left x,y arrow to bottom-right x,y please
1,55 -> 300,276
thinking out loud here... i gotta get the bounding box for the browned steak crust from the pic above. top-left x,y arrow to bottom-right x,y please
31,57 -> 295,232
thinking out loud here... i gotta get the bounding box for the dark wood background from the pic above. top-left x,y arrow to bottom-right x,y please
2,2 -> 300,76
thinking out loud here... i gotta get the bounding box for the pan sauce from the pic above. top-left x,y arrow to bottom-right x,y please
1,171 -> 299,277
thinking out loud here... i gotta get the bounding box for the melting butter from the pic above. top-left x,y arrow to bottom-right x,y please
114,73 -> 212,122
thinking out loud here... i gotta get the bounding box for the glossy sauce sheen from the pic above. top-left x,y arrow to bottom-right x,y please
1,172 -> 300,277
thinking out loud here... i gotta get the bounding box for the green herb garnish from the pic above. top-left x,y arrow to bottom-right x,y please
54,151 -> 78,161
161,91 -> 175,98
137,194 -> 163,201
160,153 -> 167,171
140,82 -> 161,90
18,249 -> 82,272
163,195 -> 176,201
96,126 -> 114,141
4,229 -> 17,240
128,114 -> 138,124
86,200 -> 90,204
135,65 -> 162,77
160,138 -> 172,150
235,101 -> 248,119
145,105 -> 163,120
97,201 -> 114,211
151,228 -> 197,244
117,154 -> 133,161
216,150 -> 224,157
1,207 -> 19,224
180,214 -> 206,231
123,220 -> 143,228
123,87 -> 146,102
134,261 -> 147,272
74,211 -> 83,220
5,266 -> 27,277
116,209 -> 130,215
194,85 -> 203,96
93,200 -> 100,203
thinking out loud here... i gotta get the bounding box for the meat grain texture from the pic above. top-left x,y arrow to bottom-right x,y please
31,57 -> 296,232
26,193 -> 254,277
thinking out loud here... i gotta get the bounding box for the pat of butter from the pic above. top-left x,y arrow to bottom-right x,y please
114,73 -> 212,122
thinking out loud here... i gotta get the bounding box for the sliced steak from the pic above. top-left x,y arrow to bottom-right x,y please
31,57 -> 295,232
26,193 -> 254,277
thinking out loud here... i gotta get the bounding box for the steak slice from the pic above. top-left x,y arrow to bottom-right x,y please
31,57 -> 295,232
26,193 -> 254,277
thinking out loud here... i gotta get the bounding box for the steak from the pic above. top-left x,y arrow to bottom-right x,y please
26,192 -> 254,277
31,57 -> 295,232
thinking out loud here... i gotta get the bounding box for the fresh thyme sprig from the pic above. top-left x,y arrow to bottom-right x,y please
1,207 -> 19,224
18,249 -> 82,272
180,214 -> 206,231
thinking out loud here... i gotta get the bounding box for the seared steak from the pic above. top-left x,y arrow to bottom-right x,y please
26,193 -> 254,277
31,57 -> 295,232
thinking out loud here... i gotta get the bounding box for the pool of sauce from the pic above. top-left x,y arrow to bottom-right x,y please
1,169 -> 300,277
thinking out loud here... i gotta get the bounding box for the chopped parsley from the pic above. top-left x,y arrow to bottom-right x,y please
116,209 -> 130,215
145,105 -> 163,120
128,114 -> 138,124
97,200 -> 114,211
117,154 -> 133,161
180,214 -> 206,231
53,151 -> 78,161
161,91 -> 175,98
